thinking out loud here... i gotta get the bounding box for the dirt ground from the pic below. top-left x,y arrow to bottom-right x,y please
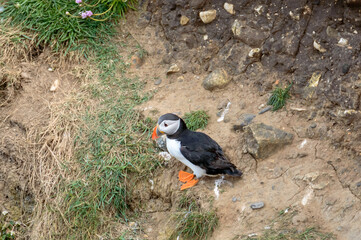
1,1 -> 361,239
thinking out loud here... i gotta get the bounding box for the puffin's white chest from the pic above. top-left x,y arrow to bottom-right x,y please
166,138 -> 206,178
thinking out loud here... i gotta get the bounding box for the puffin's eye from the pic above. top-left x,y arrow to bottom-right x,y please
164,123 -> 168,127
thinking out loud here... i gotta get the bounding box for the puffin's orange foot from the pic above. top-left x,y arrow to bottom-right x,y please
181,179 -> 199,190
178,170 -> 195,183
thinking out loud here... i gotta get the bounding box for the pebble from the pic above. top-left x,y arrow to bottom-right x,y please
258,106 -> 272,114
250,202 -> 264,209
48,67 -> 54,72
199,10 -> 217,24
258,103 -> 265,110
0,6 -> 4,13
342,64 -> 350,74
154,79 -> 162,85
239,113 -> 256,127
310,123 -> 317,128
180,15 -> 189,26
232,197 -> 238,202
224,3 -> 235,14
20,72 -> 31,79
167,64 -> 180,74
357,182 -> 361,187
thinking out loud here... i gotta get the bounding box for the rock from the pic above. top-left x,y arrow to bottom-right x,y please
239,113 -> 256,127
223,115 -> 231,123
342,64 -> 350,75
248,48 -> 262,58
326,26 -> 339,39
250,202 -> 264,209
167,64 -> 180,74
199,10 -> 217,24
231,19 -> 267,47
130,54 -> 143,69
190,0 -> 206,9
224,3 -> 235,14
154,79 -> 162,85
48,67 -> 54,72
313,40 -> 326,53
20,72 -> 31,79
356,182 -> 361,187
258,106 -> 272,114
337,38 -> 348,47
50,79 -> 59,92
202,68 -> 230,91
180,15 -> 189,26
245,123 -> 294,159
232,197 -> 238,202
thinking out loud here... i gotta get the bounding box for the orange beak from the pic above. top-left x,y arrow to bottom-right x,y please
152,125 -> 159,140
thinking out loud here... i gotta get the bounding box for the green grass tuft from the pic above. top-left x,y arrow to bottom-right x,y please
1,0 -> 135,55
172,193 -> 218,240
183,110 -> 209,131
267,83 -> 292,111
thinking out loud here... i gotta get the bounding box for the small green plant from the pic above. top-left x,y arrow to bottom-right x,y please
0,215 -> 15,240
183,110 -> 209,131
267,83 -> 292,111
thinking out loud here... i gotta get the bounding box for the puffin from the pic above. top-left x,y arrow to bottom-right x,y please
152,113 -> 242,190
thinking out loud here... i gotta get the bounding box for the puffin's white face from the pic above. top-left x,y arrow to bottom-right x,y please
158,119 -> 180,136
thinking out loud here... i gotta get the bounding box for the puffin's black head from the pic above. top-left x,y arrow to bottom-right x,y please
152,113 -> 187,139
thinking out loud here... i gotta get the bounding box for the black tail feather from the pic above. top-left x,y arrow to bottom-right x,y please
224,168 -> 243,176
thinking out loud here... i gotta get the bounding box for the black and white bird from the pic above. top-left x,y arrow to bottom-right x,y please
152,113 -> 242,190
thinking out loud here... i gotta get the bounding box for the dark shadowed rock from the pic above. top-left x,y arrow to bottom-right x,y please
245,123 -> 294,159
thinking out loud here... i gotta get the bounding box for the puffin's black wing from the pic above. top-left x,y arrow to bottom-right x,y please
179,130 -> 242,176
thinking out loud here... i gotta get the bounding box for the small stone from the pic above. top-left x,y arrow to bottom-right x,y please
20,72 -> 31,79
248,48 -> 261,58
326,26 -> 339,39
239,113 -> 256,127
0,6 -> 4,13
224,3 -> 235,14
202,68 -> 230,91
180,15 -> 189,26
258,106 -> 272,114
199,10 -> 217,24
258,103 -> 265,110
129,222 -> 136,227
167,64 -> 180,74
154,79 -> 162,85
232,197 -> 238,202
250,202 -> 264,209
356,182 -> 361,187
310,123 -> 317,128
50,79 -> 59,92
338,38 -> 348,47
177,76 -> 184,82
48,67 -> 54,72
304,172 -> 319,182
313,40 -> 326,53
342,64 -> 350,74
131,54 -> 143,69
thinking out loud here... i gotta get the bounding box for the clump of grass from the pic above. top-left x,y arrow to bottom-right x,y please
183,110 -> 209,131
267,83 -> 292,111
244,227 -> 335,240
1,0 -> 135,55
60,43 -> 161,237
172,193 -> 218,240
